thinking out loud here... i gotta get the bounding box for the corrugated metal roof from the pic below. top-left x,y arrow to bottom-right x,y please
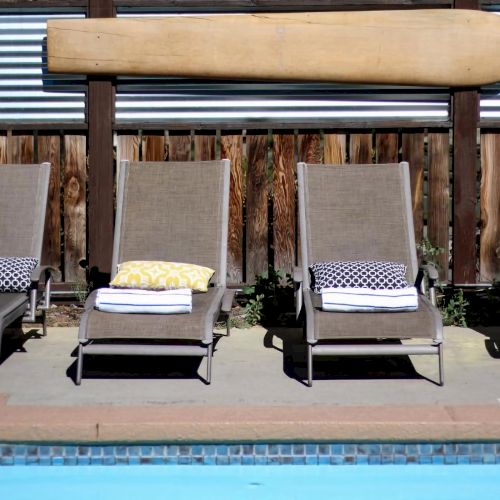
0,12 -> 86,123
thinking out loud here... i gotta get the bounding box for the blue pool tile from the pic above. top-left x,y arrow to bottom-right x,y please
330,455 -> 344,465
470,443 -> 482,455
229,445 -> 242,456
91,446 -> 103,458
457,455 -> 471,464
292,456 -> 305,465
318,444 -> 330,456
444,455 -> 458,464
63,446 -> 77,457
470,456 -> 483,464
268,457 -> 281,465
292,444 -> 305,455
267,444 -> 279,456
115,446 -> 127,457
0,457 -> 14,465
255,456 -> 268,465
318,456 -> 330,465
27,446 -> 38,457
443,444 -> 457,455
368,456 -> 381,465
483,454 -> 496,464
344,456 -> 356,465
381,455 -> 394,465
242,444 -> 254,455
163,457 -> 178,465
203,445 -> 216,457
77,456 -> 90,465
178,456 -> 192,465
368,444 -> 381,455
458,444 -> 471,455
255,444 -> 267,456
281,456 -> 293,465
279,444 -> 292,455
331,444 -> 343,455
356,455 -> 369,465
90,457 -> 103,465
305,456 -> 318,465
103,447 -> 115,457
63,457 -> 77,466
192,456 -> 204,465
393,444 -> 406,455
128,456 -> 140,465
78,446 -> 90,457
405,444 -> 418,455
394,455 -> 407,465
217,445 -> 229,456
419,456 -> 432,465
483,443 -> 495,454
140,446 -> 153,457
381,444 -> 393,455
51,457 -> 64,466
103,456 -> 116,465
115,457 -> 128,465
127,446 -> 140,458
241,456 -> 254,465
406,456 -> 418,465
26,456 -> 39,465
216,456 -> 229,465
432,455 -> 445,465
191,445 -> 203,456
203,456 -> 216,465
344,444 -> 356,455
0,445 -> 13,457
230,456 -> 242,465
431,443 -> 444,454
167,445 -> 179,457
305,444 -> 318,455
419,444 -> 432,455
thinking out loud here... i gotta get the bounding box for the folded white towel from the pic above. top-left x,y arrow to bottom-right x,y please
95,288 -> 192,314
321,286 -> 418,312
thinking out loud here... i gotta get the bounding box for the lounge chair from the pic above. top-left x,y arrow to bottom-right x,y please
295,162 -> 443,387
76,160 -> 233,384
0,163 -> 55,355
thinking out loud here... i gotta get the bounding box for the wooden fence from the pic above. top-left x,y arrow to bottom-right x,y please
1,127 -> 498,287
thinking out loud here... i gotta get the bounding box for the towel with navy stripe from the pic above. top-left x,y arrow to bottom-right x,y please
321,286 -> 418,312
95,288 -> 192,314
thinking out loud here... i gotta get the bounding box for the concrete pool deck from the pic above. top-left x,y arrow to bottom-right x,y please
0,324 -> 499,443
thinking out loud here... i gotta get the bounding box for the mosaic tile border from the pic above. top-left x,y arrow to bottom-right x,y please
2,442 -> 500,466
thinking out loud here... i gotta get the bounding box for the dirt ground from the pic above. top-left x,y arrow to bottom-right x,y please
46,304 -> 84,327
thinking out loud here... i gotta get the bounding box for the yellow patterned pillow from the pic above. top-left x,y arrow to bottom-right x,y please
110,261 -> 215,292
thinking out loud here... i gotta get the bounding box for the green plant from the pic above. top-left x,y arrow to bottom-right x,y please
441,289 -> 469,327
243,293 -> 264,327
239,265 -> 294,326
72,278 -> 90,306
417,238 -> 470,327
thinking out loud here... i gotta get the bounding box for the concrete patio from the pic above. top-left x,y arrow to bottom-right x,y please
0,324 -> 499,443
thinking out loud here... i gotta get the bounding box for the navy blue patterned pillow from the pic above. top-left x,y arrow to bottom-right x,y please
310,260 -> 408,294
0,257 -> 38,293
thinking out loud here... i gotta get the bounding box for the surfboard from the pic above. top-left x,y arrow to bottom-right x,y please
47,9 -> 500,86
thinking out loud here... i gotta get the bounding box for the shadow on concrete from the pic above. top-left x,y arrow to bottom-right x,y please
264,326 -> 430,386
66,334 -> 225,384
471,325 -> 500,359
0,326 -> 44,365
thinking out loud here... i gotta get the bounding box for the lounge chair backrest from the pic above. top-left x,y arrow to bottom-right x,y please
0,163 -> 50,259
298,162 -> 418,289
112,160 -> 230,286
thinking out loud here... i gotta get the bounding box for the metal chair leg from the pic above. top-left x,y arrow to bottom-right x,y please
438,343 -> 444,386
76,343 -> 83,385
42,309 -> 47,337
307,344 -> 313,387
206,343 -> 213,384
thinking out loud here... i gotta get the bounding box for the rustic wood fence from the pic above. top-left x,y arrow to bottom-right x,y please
0,125 -> 498,288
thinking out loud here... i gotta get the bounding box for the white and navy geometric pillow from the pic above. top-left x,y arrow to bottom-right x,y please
0,257 -> 38,293
310,260 -> 408,294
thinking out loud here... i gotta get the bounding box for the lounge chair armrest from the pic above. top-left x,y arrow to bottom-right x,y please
293,266 -> 303,284
31,265 -> 61,283
293,267 -> 304,320
31,265 -> 60,310
221,288 -> 237,313
415,263 -> 439,306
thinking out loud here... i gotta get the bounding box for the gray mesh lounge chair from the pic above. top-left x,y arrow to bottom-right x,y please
0,163 -> 55,355
295,162 -> 443,387
76,160 -> 233,385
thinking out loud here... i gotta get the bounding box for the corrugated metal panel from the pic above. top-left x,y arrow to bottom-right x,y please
115,11 -> 450,125
0,12 -> 86,123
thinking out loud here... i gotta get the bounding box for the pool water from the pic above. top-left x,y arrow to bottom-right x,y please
1,465 -> 500,500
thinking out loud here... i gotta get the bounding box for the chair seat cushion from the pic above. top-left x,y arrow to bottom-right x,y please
0,257 -> 38,293
82,286 -> 223,341
308,290 -> 442,340
310,260 -> 408,293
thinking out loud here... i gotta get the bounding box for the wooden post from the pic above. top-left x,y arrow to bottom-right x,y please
87,0 -> 115,286
452,0 -> 480,284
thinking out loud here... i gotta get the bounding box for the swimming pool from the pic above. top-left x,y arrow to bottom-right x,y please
1,465 -> 500,500
1,442 -> 500,499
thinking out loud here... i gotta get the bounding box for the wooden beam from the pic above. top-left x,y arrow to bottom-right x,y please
452,0 -> 479,284
47,10 -> 500,86
87,0 -> 115,285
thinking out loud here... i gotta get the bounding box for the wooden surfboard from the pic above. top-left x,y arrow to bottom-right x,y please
47,9 -> 500,86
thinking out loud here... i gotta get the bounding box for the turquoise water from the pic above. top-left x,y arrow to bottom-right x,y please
1,465 -> 500,500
